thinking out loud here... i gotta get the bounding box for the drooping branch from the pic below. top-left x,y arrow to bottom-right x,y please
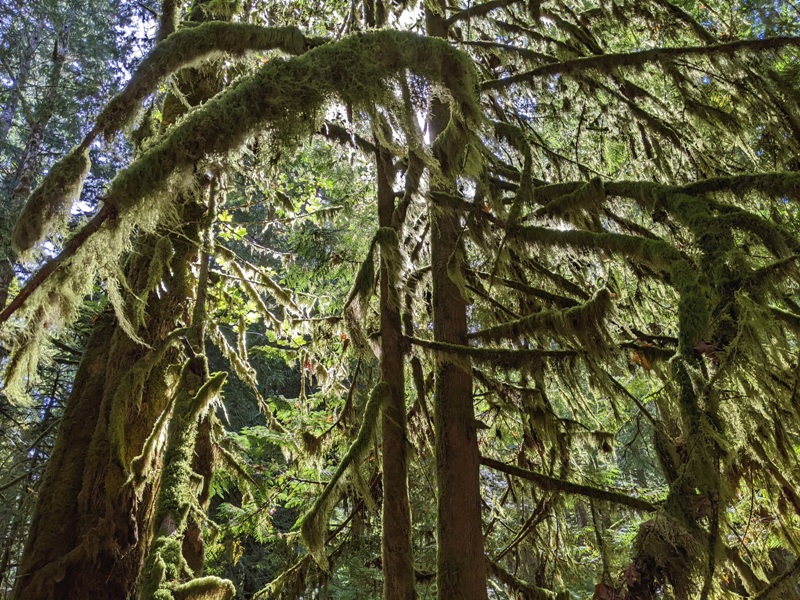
97,22 -> 315,137
2,30 -> 481,327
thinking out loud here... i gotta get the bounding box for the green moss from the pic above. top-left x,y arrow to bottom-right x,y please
97,22 -> 311,137
508,225 -> 710,356
11,147 -> 91,253
172,576 -> 235,600
104,30 -> 480,214
469,288 -> 612,346
298,380 -> 389,570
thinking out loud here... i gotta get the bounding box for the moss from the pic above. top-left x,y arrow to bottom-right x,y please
408,336 -> 576,371
508,225 -> 710,356
375,226 -> 403,309
142,360 -> 233,600
97,22 -> 311,137
103,30 -> 480,213
632,510 -> 704,598
446,248 -> 470,303
469,288 -> 612,346
11,147 -> 91,253
172,576 -> 235,600
298,380 -> 389,570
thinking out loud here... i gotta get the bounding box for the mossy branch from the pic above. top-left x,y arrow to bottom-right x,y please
508,225 -> 709,354
11,147 -> 90,253
0,30 -> 481,328
484,36 -> 800,90
407,335 -> 577,370
480,456 -> 657,512
486,558 -> 560,600
298,381 -> 388,570
468,288 -> 612,345
98,22 -> 312,136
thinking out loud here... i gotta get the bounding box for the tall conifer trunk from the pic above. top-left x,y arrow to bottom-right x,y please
425,6 -> 488,598
13,2 -> 225,596
12,216 -> 204,599
376,147 -> 416,599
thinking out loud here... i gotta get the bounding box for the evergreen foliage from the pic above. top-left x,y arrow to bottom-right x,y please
2,0 -> 800,599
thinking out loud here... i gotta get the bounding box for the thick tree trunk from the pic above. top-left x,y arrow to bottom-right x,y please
426,7 -> 488,599
376,148 -> 416,599
12,212 -> 203,599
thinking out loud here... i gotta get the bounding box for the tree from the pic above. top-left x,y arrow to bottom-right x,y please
2,0 -> 800,599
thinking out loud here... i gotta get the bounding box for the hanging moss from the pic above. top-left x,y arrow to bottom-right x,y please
102,29 -> 480,214
446,247 -> 470,303
408,336 -> 577,371
469,288 -> 612,346
97,22 -> 311,137
508,225 -> 710,356
298,380 -> 389,570
11,147 -> 91,253
632,510 -> 704,598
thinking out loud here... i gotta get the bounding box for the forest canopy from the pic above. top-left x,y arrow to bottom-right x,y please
1,0 -> 800,599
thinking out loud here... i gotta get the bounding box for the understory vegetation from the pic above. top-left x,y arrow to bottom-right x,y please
1,0 -> 800,598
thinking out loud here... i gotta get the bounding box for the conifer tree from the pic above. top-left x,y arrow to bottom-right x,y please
2,1 -> 800,599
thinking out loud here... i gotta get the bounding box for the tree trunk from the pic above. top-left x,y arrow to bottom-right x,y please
376,147 -> 416,599
426,7 -> 488,599
1,13 -> 72,311
0,14 -> 45,142
11,211 -> 204,599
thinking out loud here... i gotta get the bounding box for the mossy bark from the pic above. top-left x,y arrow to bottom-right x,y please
376,147 -> 416,599
426,5 -> 488,599
11,209 -> 203,599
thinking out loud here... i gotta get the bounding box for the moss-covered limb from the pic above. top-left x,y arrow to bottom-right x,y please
752,554 -> 800,599
486,558 -> 560,600
444,0 -> 522,26
170,576 -> 235,600
532,177 -> 605,221
509,171 -> 800,210
461,40 -> 557,64
298,381 -> 389,570
483,36 -> 800,90
318,121 -> 377,154
97,22 -> 312,136
472,270 -> 580,308
468,288 -> 612,345
480,456 -> 656,512
103,29 -> 479,212
156,0 -> 181,41
11,147 -> 91,253
508,225 -> 710,354
770,306 -> 800,332
407,335 -> 578,370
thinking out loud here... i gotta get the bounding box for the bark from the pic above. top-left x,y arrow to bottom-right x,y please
426,6 -> 488,598
376,147 -> 416,599
11,209 -> 204,600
